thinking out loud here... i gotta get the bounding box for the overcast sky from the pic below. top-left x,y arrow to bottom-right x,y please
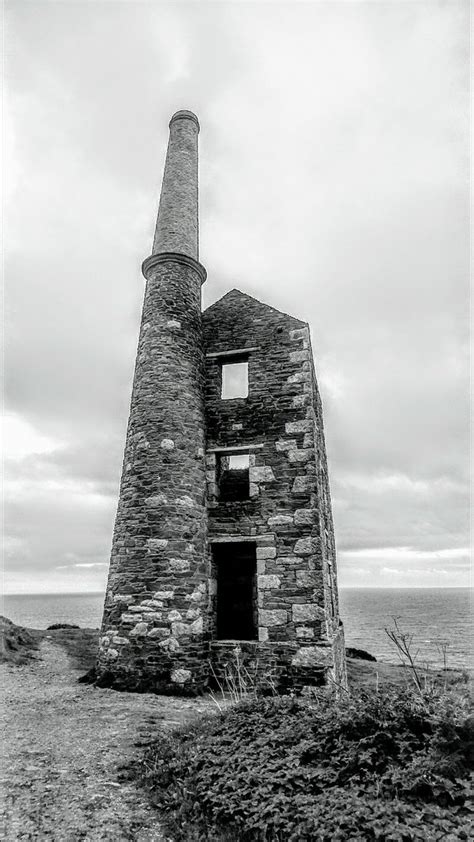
4,1 -> 470,594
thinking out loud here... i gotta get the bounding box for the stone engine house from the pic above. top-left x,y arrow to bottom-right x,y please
97,110 -> 346,694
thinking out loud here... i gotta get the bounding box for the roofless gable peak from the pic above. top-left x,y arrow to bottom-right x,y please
203,288 -> 307,328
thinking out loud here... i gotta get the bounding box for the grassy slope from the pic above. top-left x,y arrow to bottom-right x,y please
0,617 -> 40,665
0,617 -> 99,671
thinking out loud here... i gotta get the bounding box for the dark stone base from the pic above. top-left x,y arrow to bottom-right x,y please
91,632 -> 347,698
209,640 -> 334,695
93,665 -> 207,697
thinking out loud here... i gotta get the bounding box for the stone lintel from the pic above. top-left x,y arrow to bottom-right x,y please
206,531 -> 278,544
206,346 -> 259,359
210,639 -> 259,648
206,444 -> 264,453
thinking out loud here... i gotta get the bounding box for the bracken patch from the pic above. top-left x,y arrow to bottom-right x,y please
137,688 -> 473,841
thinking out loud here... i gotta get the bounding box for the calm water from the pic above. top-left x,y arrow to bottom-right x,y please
339,588 -> 472,671
2,593 -> 105,632
2,588 -> 472,671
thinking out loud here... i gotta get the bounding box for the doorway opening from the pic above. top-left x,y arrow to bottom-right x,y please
212,542 -> 258,640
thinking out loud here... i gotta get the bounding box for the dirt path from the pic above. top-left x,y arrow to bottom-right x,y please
1,640 -> 215,841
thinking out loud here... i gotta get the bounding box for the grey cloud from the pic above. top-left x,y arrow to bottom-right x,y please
332,472 -> 469,554
5,437 -> 123,495
5,492 -> 114,576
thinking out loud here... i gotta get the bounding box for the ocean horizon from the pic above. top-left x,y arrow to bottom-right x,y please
2,587 -> 472,671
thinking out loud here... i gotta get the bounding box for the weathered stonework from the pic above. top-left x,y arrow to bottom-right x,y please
96,109 -> 347,694
202,289 -> 347,691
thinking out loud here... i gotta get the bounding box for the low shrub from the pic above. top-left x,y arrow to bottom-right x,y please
346,646 -> 377,662
47,623 -> 80,630
138,689 -> 473,841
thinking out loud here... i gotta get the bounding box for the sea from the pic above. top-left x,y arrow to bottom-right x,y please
2,588 -> 472,672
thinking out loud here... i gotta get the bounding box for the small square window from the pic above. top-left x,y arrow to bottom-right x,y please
221,362 -> 248,399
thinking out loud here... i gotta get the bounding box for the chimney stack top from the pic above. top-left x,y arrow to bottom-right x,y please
169,110 -> 200,132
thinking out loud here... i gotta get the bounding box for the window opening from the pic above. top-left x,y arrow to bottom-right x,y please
213,542 -> 257,640
217,453 -> 250,501
221,361 -> 248,399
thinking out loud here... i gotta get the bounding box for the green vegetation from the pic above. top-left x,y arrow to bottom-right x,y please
43,626 -> 99,671
0,617 -> 99,671
47,623 -> 80,630
137,689 -> 473,841
0,616 -> 40,665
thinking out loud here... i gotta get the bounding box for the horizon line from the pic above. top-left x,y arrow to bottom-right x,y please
3,585 -> 472,597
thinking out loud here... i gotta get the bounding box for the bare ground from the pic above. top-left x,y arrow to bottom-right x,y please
0,640 -> 215,841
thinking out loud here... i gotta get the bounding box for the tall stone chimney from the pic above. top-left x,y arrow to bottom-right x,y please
96,110 -> 209,692
152,110 -> 200,259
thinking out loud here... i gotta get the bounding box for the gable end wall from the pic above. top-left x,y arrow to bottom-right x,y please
202,292 -> 346,690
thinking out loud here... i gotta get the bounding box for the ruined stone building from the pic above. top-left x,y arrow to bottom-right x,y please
96,110 -> 346,694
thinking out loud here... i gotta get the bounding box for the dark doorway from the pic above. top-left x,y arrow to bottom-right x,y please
213,542 -> 257,640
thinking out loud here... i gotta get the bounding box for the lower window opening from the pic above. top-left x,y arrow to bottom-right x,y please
217,453 -> 250,501
213,542 -> 257,640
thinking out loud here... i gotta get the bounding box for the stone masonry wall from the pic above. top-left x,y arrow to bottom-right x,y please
97,255 -> 209,693
202,289 -> 346,689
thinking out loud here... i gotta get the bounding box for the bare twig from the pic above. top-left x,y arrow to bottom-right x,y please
326,672 -> 351,698
384,617 -> 424,695
434,640 -> 450,691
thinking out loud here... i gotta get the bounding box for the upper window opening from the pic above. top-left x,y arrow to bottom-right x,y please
221,362 -> 248,399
